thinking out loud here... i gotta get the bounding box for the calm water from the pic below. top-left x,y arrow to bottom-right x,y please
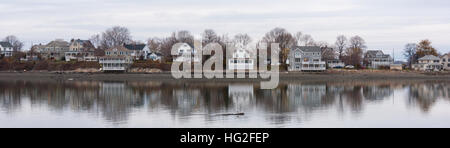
0,79 -> 449,128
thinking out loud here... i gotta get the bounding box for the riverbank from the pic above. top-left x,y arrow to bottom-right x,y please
1,70 -> 449,82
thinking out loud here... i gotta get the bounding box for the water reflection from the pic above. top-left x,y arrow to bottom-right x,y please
0,79 -> 449,127
407,83 -> 450,112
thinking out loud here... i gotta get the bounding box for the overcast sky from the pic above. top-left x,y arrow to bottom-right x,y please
1,0 -> 450,60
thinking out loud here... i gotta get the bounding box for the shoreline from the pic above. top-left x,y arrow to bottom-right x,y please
1,70 -> 450,82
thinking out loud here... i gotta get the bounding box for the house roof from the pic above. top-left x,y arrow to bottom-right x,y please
365,50 -> 391,58
46,40 -> 69,47
441,53 -> 450,58
72,39 -> 93,46
124,44 -> 146,51
419,55 -> 440,60
292,46 -> 321,52
365,50 -> 382,57
105,46 -> 130,52
0,42 -> 13,47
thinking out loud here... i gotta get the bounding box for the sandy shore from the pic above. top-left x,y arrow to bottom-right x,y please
1,70 -> 449,82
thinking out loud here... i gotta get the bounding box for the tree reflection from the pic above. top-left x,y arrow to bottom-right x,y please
0,79 -> 449,125
407,83 -> 450,112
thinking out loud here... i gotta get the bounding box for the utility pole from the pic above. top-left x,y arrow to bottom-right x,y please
392,48 -> 395,63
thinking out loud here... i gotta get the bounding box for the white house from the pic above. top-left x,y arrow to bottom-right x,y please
0,42 -> 14,57
288,46 -> 326,71
142,45 -> 151,60
148,52 -> 162,61
99,46 -> 134,72
413,55 -> 442,71
141,45 -> 163,61
228,43 -> 255,70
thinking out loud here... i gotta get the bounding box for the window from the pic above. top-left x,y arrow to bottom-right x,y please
295,58 -> 301,62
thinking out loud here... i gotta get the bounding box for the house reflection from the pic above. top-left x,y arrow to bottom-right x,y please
363,85 -> 393,101
228,84 -> 254,111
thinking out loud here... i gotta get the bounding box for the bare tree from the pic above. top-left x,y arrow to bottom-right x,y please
314,41 -> 329,48
100,26 -> 132,49
3,35 -> 24,52
160,36 -> 176,62
262,27 -> 295,64
293,32 -> 303,46
175,30 -> 194,45
314,41 -> 336,61
403,43 -> 417,68
147,37 -> 162,53
301,34 -> 315,46
89,34 -> 101,48
345,36 -> 366,67
233,33 -> 252,46
335,35 -> 347,60
202,29 -> 219,46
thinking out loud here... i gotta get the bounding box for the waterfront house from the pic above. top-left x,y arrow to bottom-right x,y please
124,43 -> 147,60
34,39 -> 70,60
412,55 -> 442,71
327,59 -> 345,69
99,46 -> 133,72
441,53 -> 450,71
147,52 -> 162,61
173,43 -> 200,63
0,42 -> 13,57
288,46 -> 326,72
364,50 -> 393,69
228,43 -> 255,70
65,39 -> 97,62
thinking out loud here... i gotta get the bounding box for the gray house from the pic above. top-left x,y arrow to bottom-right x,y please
364,50 -> 393,69
124,44 -> 147,60
288,46 -> 326,71
34,39 -> 70,60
